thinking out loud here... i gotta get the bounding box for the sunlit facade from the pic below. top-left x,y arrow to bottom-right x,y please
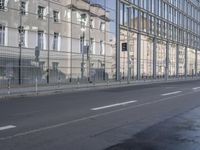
0,0 -> 200,88
119,0 -> 200,80
0,0 -> 116,87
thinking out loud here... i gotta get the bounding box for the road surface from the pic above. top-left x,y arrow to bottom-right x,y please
0,80 -> 200,150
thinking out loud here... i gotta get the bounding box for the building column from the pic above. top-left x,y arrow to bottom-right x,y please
137,33 -> 141,80
47,0 -> 50,84
153,37 -> 157,79
127,6 -> 131,84
116,0 -> 120,81
137,0 -> 141,80
176,44 -> 179,78
70,4 -> 73,82
195,49 -> 198,76
185,46 -> 188,78
165,42 -> 169,80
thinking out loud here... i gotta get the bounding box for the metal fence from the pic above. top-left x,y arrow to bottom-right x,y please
0,0 -> 117,89
1,0 -> 200,92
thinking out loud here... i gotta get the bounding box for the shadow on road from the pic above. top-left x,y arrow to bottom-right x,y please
105,106 -> 200,150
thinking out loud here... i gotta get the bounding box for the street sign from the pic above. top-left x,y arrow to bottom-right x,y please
122,43 -> 127,51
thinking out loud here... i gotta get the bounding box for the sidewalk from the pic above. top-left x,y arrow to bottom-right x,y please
106,106 -> 200,150
0,77 -> 199,99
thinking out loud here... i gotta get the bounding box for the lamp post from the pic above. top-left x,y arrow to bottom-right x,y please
127,5 -> 131,84
35,46 -> 40,94
47,0 -> 50,84
81,31 -> 85,79
18,0 -> 22,85
81,14 -> 86,80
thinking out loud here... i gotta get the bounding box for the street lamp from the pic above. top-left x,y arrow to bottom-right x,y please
47,0 -> 50,84
127,5 -> 132,84
81,14 -> 86,80
35,46 -> 40,94
81,31 -> 85,79
18,0 -> 23,85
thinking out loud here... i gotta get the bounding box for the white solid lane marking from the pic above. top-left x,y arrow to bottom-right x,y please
0,125 -> 16,131
91,100 -> 137,111
161,91 -> 182,96
193,87 -> 200,90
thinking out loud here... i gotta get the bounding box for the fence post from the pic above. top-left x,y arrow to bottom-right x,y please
35,76 -> 38,95
7,78 -> 10,95
77,77 -> 80,88
93,74 -> 96,86
107,78 -> 109,87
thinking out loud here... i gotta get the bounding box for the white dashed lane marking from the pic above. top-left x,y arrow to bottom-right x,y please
91,100 -> 138,111
193,87 -> 200,90
0,125 -> 16,131
161,91 -> 182,96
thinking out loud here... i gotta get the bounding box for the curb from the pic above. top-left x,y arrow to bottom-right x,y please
0,78 -> 199,100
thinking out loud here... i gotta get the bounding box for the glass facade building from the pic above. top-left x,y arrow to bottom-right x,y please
119,0 -> 200,81
0,0 -> 200,88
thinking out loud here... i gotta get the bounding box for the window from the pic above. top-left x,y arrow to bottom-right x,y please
38,31 -> 44,49
18,26 -> 25,47
52,62 -> 58,71
20,1 -> 26,15
0,0 -> 5,10
80,13 -> 86,30
90,38 -> 94,54
90,18 -> 94,28
123,4 -> 128,26
0,24 -> 5,45
100,40 -> 104,55
38,6 -> 44,19
80,36 -> 84,53
53,32 -> 59,50
100,22 -> 105,31
120,3 -> 123,25
53,10 -> 59,22
39,61 -> 45,70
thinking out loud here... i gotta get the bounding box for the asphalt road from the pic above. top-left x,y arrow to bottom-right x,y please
0,80 -> 200,150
